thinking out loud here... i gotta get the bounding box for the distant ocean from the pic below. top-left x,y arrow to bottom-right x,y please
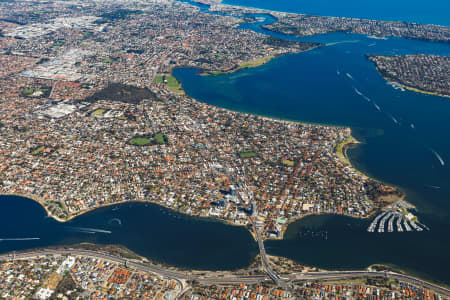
222,0 -> 450,26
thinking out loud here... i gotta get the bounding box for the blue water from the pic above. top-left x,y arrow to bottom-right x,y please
223,0 -> 450,26
170,2 -> 450,284
1,0 -> 449,285
0,196 -> 257,270
175,35 -> 450,215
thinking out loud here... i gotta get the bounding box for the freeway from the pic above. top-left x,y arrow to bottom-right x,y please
0,249 -> 189,300
1,249 -> 449,297
285,271 -> 450,297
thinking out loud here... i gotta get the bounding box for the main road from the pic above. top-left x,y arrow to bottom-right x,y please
1,248 -> 449,297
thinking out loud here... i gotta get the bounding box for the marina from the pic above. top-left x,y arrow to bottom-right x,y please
367,202 -> 428,233
367,211 -> 426,233
175,24 -> 450,283
0,0 -> 449,285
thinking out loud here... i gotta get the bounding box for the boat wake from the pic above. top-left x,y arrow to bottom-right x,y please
108,218 -> 122,226
65,226 -> 112,234
429,148 -> 445,166
353,87 -> 372,102
0,237 -> 40,242
387,114 -> 399,125
346,73 -> 354,80
425,185 -> 441,190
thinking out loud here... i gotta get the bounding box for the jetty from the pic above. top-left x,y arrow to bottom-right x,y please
396,217 -> 403,232
367,211 -> 387,232
367,207 -> 429,233
403,220 -> 412,232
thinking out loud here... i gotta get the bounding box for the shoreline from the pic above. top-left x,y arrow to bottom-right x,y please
335,135 -> 360,165
3,54 -> 408,245
200,55 -> 276,76
4,247 -> 450,292
0,192 -> 68,223
0,192 -> 259,239
399,83 -> 449,99
2,74 -> 408,243
198,44 -> 322,77
366,58 -> 450,99
269,128 -> 406,241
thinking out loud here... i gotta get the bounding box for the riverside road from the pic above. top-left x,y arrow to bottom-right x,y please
0,248 -> 449,297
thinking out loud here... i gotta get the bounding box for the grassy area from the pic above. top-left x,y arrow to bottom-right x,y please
154,74 -> 184,95
239,56 -> 274,69
335,137 -> 357,165
31,146 -> 45,155
91,109 -> 106,116
22,88 -> 50,97
154,133 -> 166,145
103,58 -> 113,63
22,89 -> 34,96
204,70 -> 228,76
154,74 -> 164,84
239,151 -> 257,158
129,137 -> 152,146
129,134 -> 167,146
282,159 -> 295,167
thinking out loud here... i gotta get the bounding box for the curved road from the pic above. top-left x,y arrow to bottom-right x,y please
0,249 -> 449,298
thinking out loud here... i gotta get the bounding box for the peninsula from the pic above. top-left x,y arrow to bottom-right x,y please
1,0 -> 450,297
0,0 -> 404,239
367,54 -> 450,98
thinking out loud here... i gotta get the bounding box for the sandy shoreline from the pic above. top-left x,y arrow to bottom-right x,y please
378,75 -> 449,99
199,44 -> 322,77
0,43 -> 407,244
0,128 -> 404,243
402,84 -> 449,99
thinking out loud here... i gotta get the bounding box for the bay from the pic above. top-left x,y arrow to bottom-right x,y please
2,0 -> 450,285
265,214 -> 450,285
0,195 -> 258,270
172,25 -> 450,283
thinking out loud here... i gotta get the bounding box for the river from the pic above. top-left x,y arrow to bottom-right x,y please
0,195 -> 257,270
171,1 -> 450,284
1,0 -> 449,285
